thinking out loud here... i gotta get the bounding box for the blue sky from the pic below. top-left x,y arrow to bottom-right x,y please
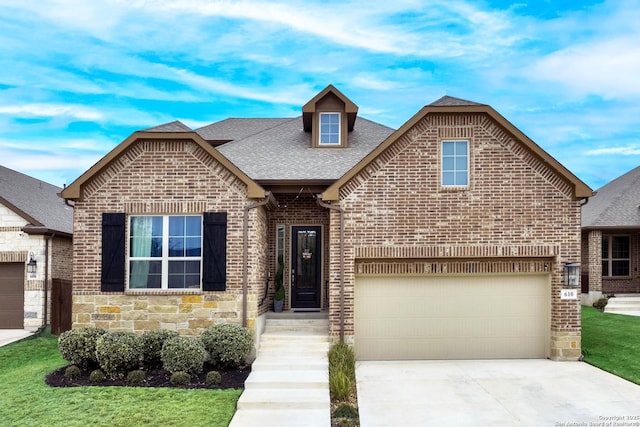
1,0 -> 639,191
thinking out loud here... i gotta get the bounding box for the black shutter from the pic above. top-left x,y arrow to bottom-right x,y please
203,212 -> 227,291
101,213 -> 126,292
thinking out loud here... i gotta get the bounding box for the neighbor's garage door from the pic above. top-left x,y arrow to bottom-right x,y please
355,274 -> 549,360
0,263 -> 24,329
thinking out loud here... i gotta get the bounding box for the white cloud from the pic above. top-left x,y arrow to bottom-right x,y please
586,145 -> 640,156
0,104 -> 103,121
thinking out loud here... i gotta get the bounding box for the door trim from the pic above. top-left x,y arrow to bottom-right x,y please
290,225 -> 323,310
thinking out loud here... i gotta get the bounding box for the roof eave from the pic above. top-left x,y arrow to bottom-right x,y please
322,104 -> 593,201
61,131 -> 267,201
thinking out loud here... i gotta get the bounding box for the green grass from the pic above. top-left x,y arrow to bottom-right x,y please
0,333 -> 241,427
582,306 -> 640,384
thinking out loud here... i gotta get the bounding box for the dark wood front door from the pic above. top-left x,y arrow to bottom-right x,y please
291,226 -> 321,310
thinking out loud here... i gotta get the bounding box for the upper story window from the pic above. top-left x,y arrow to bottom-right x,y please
129,215 -> 202,290
319,112 -> 340,145
441,140 -> 469,187
602,235 -> 630,276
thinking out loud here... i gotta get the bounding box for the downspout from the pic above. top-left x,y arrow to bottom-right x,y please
316,197 -> 345,343
242,192 -> 275,327
43,235 -> 51,330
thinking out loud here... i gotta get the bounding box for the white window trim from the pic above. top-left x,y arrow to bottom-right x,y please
319,112 -> 341,146
441,140 -> 470,187
127,214 -> 203,290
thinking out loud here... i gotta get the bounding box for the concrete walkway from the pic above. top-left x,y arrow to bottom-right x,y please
229,314 -> 331,427
0,329 -> 33,347
357,359 -> 640,427
605,295 -> 640,316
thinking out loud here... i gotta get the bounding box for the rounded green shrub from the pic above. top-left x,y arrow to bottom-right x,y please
126,369 -> 146,385
593,298 -> 609,312
333,403 -> 359,419
201,324 -> 253,368
58,327 -> 106,369
89,369 -> 106,383
205,370 -> 222,387
161,336 -> 206,375
140,329 -> 179,366
64,365 -> 82,380
169,371 -> 191,386
95,331 -> 142,377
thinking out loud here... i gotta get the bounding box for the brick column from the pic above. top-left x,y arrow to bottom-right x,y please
588,230 -> 602,293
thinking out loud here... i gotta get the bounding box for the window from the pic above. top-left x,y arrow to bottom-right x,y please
129,215 -> 202,289
319,112 -> 340,145
602,235 -> 630,276
441,140 -> 469,186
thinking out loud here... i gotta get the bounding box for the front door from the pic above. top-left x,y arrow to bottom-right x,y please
291,226 -> 322,310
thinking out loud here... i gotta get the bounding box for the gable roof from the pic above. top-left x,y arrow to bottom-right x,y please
322,100 -> 593,201
302,84 -> 359,132
196,118 -> 294,142
216,116 -> 394,182
582,165 -> 640,229
0,165 -> 73,236
144,120 -> 192,132
61,132 -> 267,201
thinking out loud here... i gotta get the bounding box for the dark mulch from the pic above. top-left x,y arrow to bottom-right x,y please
46,364 -> 251,389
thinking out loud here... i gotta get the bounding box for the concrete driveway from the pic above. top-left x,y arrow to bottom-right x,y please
357,360 -> 640,427
0,329 -> 33,347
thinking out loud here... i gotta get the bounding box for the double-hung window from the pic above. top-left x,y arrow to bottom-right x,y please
129,215 -> 202,289
319,112 -> 340,145
602,235 -> 630,276
441,140 -> 469,186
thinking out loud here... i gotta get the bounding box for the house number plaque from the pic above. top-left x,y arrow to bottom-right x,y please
560,289 -> 578,300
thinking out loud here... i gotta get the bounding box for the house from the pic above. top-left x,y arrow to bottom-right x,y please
581,165 -> 640,302
0,165 -> 73,330
61,85 -> 591,361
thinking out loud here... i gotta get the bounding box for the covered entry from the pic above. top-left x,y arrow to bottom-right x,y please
355,274 -> 550,360
0,263 -> 24,329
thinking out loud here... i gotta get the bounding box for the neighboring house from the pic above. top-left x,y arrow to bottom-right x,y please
0,165 -> 73,330
581,165 -> 640,302
61,85 -> 591,361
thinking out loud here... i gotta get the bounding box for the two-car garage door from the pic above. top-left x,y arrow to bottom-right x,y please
355,274 -> 550,360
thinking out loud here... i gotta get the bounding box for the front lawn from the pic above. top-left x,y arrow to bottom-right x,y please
582,306 -> 640,384
0,333 -> 241,426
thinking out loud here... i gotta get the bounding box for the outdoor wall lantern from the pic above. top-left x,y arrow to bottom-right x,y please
564,262 -> 580,287
27,252 -> 37,274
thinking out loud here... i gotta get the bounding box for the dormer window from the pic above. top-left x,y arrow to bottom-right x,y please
319,113 -> 340,145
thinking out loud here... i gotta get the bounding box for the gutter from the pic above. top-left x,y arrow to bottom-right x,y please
242,192 -> 276,327
316,197 -> 346,342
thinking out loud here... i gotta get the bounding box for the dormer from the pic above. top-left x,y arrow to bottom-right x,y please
302,85 -> 358,148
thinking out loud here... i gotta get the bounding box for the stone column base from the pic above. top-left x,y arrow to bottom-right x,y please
550,331 -> 581,360
581,291 -> 603,307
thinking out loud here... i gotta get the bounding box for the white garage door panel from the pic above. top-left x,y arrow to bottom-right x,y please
355,274 -> 549,360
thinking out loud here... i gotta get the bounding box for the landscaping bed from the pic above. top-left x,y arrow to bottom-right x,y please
46,364 -> 250,389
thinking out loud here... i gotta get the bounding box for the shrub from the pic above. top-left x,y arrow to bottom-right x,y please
201,324 -> 253,368
126,369 -> 146,385
329,370 -> 352,401
89,369 -> 106,383
169,371 -> 191,386
333,403 -> 359,419
64,365 -> 82,380
206,370 -> 222,387
140,329 -> 179,366
95,331 -> 142,377
58,327 -> 106,369
161,336 -> 206,375
593,298 -> 609,312
328,342 -> 356,381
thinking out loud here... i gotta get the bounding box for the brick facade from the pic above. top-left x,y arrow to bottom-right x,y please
70,139 -> 268,336
582,230 -> 640,294
328,113 -> 583,360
